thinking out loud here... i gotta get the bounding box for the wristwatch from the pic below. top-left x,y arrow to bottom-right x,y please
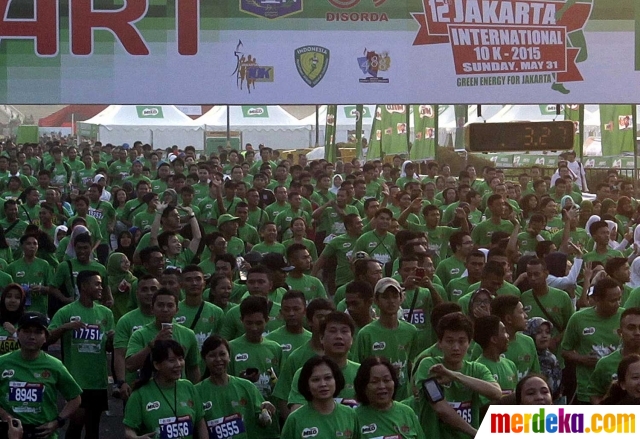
56,416 -> 66,428
115,380 -> 125,388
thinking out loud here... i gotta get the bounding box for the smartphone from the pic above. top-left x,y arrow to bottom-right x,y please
423,378 -> 445,403
161,323 -> 173,330
415,267 -> 426,278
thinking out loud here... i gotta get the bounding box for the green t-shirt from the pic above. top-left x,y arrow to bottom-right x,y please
624,286 -> 640,309
281,401 -> 359,439
48,300 -> 115,390
457,281 -> 521,314
406,223 -> 457,264
583,248 -> 625,265
282,238 -> 318,262
251,242 -> 285,256
220,302 -> 284,342
355,401 -> 426,439
113,308 -> 156,384
175,300 -> 225,352
355,320 -> 416,400
196,376 -> 270,439
265,326 -> 311,363
412,357 -> 495,439
247,207 -> 269,231
226,236 -> 246,257
517,230 -> 552,254
238,223 -> 260,246
286,274 -> 327,302
470,219 -> 514,248
520,287 -> 574,338
551,228 -> 589,250
0,350 -> 82,431
319,233 -> 358,286
319,205 -> 360,236
475,355 -> 518,401
271,342 -> 321,402
0,218 -> 28,253
126,321 -> 200,377
88,200 -> 116,239
587,349 -> 623,399
108,161 -> 130,185
6,257 -> 53,315
560,306 -> 623,402
228,335 -> 282,399
133,210 -> 156,231
264,202 -> 290,224
353,230 -> 397,266
274,208 -> 312,241
446,276 -> 473,303
191,182 -> 210,205
53,259 -> 107,301
435,256 -> 466,288
504,332 -> 541,380
67,214 -> 103,242
123,379 -> 204,439
287,360 -> 360,407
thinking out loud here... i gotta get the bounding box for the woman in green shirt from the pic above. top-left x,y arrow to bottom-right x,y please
354,356 -> 425,439
196,335 -> 277,439
281,356 -> 360,439
124,340 -> 207,439
208,275 -> 233,313
0,284 -> 24,355
282,217 -> 318,262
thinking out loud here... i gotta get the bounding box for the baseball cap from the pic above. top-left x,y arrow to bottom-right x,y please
261,253 -> 294,272
351,251 -> 371,263
218,214 -> 240,228
374,277 -> 403,295
17,312 -> 49,332
243,252 -> 263,264
122,143 -> 130,150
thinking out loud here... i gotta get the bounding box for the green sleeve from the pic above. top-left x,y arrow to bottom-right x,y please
114,318 -> 131,349
406,221 -> 427,233
313,277 -> 327,299
355,330 -> 367,363
185,330 -> 200,368
470,223 -> 482,243
287,368 -> 305,405
191,385 -> 204,422
53,263 -> 67,290
47,306 -> 67,331
560,314 -> 578,352
56,361 -> 82,401
126,328 -> 146,358
219,310 -> 239,341
122,389 -> 143,430
320,240 -> 337,258
561,295 -> 575,329
272,356 -> 295,401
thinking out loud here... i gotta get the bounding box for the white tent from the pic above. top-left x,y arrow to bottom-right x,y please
78,105 -> 204,149
300,105 -> 377,145
197,106 -> 311,150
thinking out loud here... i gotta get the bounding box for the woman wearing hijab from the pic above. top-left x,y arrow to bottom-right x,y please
107,252 -> 137,322
55,223 -> 91,262
329,174 -> 343,195
395,160 -> 419,190
53,225 -> 68,248
578,200 -> 594,228
628,258 -> 640,290
0,284 -> 25,355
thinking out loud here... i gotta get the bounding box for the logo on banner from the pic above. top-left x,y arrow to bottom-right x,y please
358,49 -> 390,83
232,40 -> 274,94
326,0 -> 389,22
137,106 -> 163,118
240,0 -> 302,19
295,46 -> 330,87
242,106 -> 270,117
411,0 -> 593,94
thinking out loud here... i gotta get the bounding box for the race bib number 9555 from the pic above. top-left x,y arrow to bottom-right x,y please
207,414 -> 246,439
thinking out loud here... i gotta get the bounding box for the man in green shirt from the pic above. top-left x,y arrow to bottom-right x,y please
473,315 -> 518,399
18,187 -> 40,225
121,180 -> 151,228
312,213 -> 363,289
470,195 -> 514,248
0,199 -> 28,255
583,220 -> 624,264
353,208 -> 397,267
446,250 -> 485,303
266,290 -> 311,362
6,235 -> 56,315
274,191 -> 311,241
217,214 -> 245,257
412,312 -> 501,439
435,231 -> 474,287
518,213 -> 552,255
286,244 -> 327,302
107,147 -> 130,186
48,270 -> 115,439
490,295 -> 541,380
87,184 -> 116,244
313,188 -> 360,238
588,307 -> 640,404
235,202 -> 260,249
264,186 -> 290,223
561,277 -> 623,404
125,288 -> 200,383
0,312 -> 81,438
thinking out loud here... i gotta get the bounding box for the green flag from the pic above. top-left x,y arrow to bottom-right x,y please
367,105 -> 383,160
454,105 -> 468,150
600,105 -> 634,156
563,104 -> 582,152
354,104 -> 364,160
381,105 -> 409,156
324,105 -> 337,162
411,105 -> 437,160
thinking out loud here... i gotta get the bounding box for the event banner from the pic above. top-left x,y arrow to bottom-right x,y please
411,105 -> 437,160
0,0 -> 635,104
379,105 -> 410,156
599,105 -> 635,156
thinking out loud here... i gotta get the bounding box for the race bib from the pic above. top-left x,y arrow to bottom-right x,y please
9,382 -> 44,403
74,324 -> 101,341
159,416 -> 193,439
403,308 -> 425,325
450,401 -> 472,424
207,414 -> 246,439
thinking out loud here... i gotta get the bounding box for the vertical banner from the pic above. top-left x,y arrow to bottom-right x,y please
355,104 -> 364,160
411,105 -> 437,160
454,105 -> 468,150
564,105 -> 582,152
324,105 -> 337,162
600,105 -> 634,156
381,105 -> 410,156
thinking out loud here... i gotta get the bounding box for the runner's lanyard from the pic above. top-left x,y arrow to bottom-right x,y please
154,379 -> 178,417
371,232 -> 392,258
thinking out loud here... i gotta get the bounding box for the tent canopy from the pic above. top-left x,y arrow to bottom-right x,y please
197,106 -> 311,150
39,105 -> 107,127
300,105 -> 377,145
78,105 -> 204,150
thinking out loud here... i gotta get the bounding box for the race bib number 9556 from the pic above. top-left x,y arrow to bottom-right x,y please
159,416 -> 193,439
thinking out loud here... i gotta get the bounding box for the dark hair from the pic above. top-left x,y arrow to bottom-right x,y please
77,270 -> 101,292
449,230 -> 470,253
526,257 -> 547,271
592,277 -> 622,300
239,296 -> 269,320
436,312 -> 473,342
589,220 -> 609,237
152,288 -> 179,306
140,245 -> 163,264
73,232 -> 92,247
345,281 -> 373,302
515,373 -> 551,404
473,315 -> 502,349
286,243 -> 308,261
319,311 -> 355,337
621,307 -> 640,323
605,257 -> 629,278
282,290 -> 306,306
298,356 -> 345,402
0,284 -> 25,325
430,302 -> 463,330
133,339 -> 185,391
354,356 -> 398,405
200,334 -> 230,360
483,260 -> 505,278
306,298 -> 335,322
490,295 -> 521,322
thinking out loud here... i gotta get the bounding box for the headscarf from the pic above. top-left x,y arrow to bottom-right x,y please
580,199 -> 593,211
545,252 -> 567,278
585,214 -> 601,237
400,160 -> 418,179
330,174 -> 343,195
606,220 -> 618,248
107,252 -> 137,321
65,225 -> 90,259
524,317 -> 553,339
53,225 -> 68,247
600,198 -> 617,217
162,189 -> 178,205
560,195 -> 574,210
630,258 -> 640,289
